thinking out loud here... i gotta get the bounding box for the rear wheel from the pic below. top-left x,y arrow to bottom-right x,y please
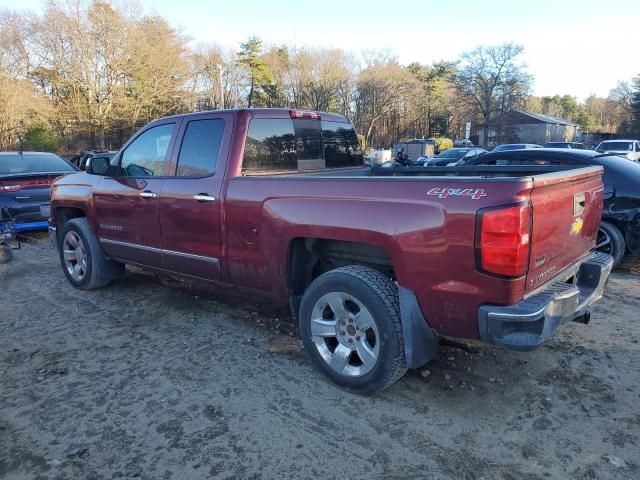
58,218 -> 124,289
596,221 -> 625,267
299,265 -> 407,394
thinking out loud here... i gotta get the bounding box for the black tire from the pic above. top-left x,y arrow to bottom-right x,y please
58,217 -> 124,289
597,221 -> 626,268
0,246 -> 12,264
299,265 -> 407,394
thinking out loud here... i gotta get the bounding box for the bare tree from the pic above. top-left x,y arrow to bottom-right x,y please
453,43 -> 532,146
353,58 -> 418,147
124,14 -> 189,132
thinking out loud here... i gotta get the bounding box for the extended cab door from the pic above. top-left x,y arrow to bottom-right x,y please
158,112 -> 233,280
93,121 -> 179,266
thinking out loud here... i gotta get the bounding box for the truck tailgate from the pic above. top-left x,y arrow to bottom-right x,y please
524,166 -> 604,294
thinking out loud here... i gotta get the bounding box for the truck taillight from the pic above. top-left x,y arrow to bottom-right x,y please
477,203 -> 531,278
289,109 -> 321,120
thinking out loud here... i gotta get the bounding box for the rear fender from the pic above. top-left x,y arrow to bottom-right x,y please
263,196 -> 447,287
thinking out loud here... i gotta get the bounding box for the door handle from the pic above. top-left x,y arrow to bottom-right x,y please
193,194 -> 216,202
139,191 -> 157,199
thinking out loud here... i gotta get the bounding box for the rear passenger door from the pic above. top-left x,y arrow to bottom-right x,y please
158,112 -> 233,280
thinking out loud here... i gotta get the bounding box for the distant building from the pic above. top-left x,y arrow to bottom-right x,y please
480,110 -> 580,148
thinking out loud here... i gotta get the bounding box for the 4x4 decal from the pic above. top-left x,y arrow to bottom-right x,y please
427,187 -> 487,200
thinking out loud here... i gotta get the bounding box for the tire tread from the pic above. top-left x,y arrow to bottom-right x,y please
599,221 -> 625,267
60,218 -> 124,289
301,265 -> 407,393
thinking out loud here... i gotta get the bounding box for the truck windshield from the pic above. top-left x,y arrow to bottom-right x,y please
242,118 -> 363,174
597,142 -> 632,152
436,149 -> 466,159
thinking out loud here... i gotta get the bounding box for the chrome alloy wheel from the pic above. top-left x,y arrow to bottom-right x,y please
62,231 -> 88,282
595,227 -> 612,254
310,292 -> 380,377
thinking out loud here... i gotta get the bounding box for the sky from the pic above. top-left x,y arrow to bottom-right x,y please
2,0 -> 638,100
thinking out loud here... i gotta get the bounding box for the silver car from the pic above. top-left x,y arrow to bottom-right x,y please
595,140 -> 640,161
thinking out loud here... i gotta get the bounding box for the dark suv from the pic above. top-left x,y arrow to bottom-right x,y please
69,151 -> 117,171
467,148 -> 640,266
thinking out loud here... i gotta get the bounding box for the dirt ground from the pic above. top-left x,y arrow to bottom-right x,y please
1,232 -> 639,480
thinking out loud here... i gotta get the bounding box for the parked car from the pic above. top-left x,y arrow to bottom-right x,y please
492,143 -> 542,152
595,140 -> 640,161
425,147 -> 487,166
453,138 -> 474,147
543,142 -> 586,149
1,152 -> 77,232
69,150 -> 117,170
465,148 -> 640,266
49,108 -> 611,393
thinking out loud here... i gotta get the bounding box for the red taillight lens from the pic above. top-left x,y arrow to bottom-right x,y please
0,178 -> 53,192
1,183 -> 23,192
477,204 -> 531,277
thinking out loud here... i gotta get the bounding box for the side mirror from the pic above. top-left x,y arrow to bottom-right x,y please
86,156 -> 111,176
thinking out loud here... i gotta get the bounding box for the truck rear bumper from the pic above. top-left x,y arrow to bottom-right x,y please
478,252 -> 613,351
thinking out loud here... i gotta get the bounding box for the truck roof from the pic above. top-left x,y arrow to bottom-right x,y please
156,108 -> 350,124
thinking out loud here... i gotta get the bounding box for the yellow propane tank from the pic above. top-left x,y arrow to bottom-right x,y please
428,137 -> 453,152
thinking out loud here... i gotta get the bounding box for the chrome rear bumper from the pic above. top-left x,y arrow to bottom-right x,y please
478,252 -> 613,350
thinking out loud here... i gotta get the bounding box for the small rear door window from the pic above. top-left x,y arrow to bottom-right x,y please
175,119 -> 225,176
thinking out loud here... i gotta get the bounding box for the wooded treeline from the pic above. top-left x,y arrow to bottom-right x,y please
1,0 -> 639,152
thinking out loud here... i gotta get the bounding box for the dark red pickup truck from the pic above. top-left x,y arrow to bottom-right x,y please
49,108 -> 613,393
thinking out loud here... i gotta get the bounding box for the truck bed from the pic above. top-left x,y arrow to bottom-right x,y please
269,164 -> 577,179
369,165 -> 578,177
227,164 -> 604,338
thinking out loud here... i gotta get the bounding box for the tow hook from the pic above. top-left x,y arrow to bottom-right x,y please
572,311 -> 591,325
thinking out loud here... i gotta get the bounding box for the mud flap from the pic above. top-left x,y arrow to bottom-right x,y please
398,285 -> 439,368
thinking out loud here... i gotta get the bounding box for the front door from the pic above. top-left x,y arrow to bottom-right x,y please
94,121 -> 179,266
159,113 -> 232,280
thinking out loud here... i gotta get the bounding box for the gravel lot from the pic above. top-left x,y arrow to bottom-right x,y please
1,232 -> 639,480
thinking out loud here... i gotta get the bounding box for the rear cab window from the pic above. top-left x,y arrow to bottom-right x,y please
242,115 -> 363,175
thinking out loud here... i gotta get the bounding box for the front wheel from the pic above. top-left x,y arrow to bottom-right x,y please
58,217 -> 124,289
596,221 -> 626,268
299,265 -> 407,394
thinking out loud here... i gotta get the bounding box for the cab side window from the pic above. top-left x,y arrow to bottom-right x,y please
120,123 -> 175,177
175,119 -> 225,177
